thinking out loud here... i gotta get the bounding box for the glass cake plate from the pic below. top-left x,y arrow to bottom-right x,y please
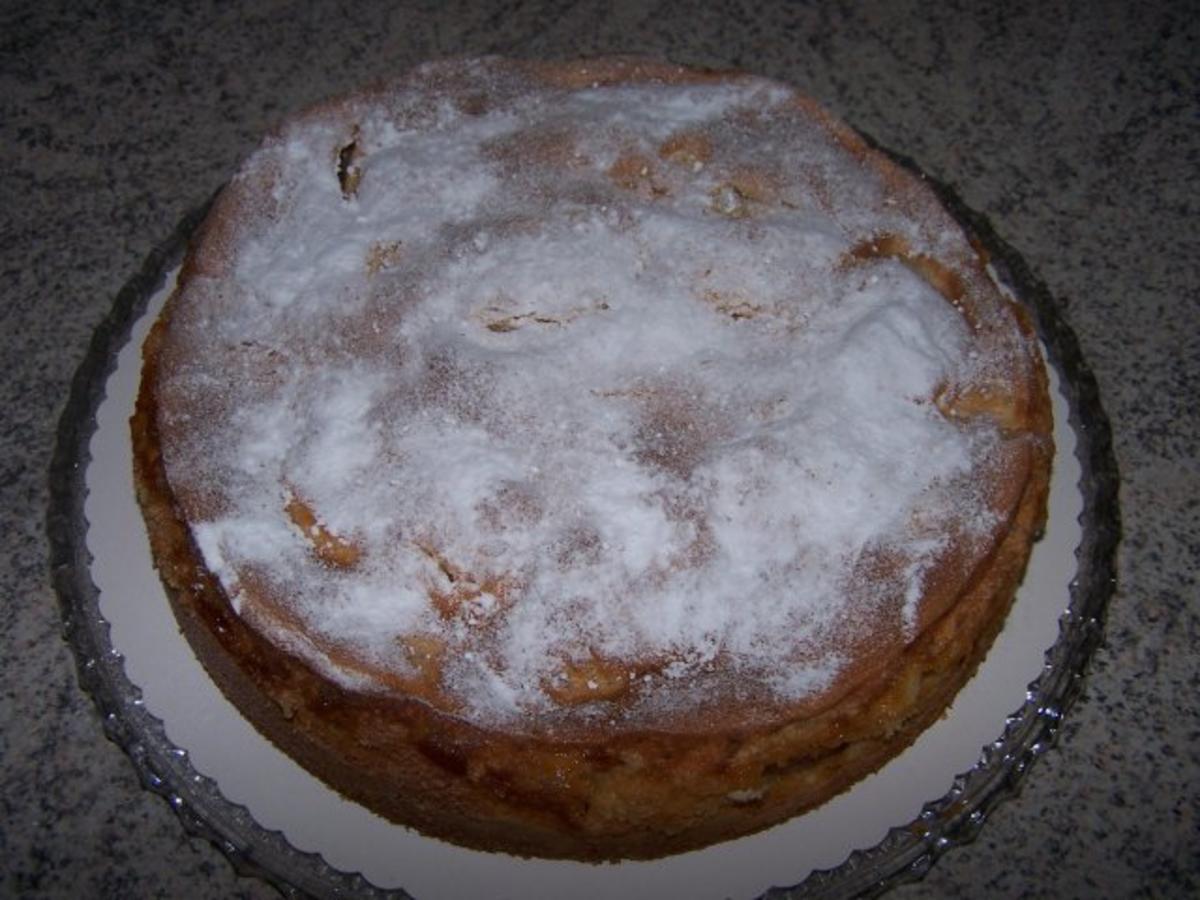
48,167 -> 1120,898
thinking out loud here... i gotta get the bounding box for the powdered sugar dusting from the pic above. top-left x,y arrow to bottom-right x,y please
154,59 -> 1027,731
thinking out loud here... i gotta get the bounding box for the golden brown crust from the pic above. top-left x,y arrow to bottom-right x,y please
132,57 -> 1053,860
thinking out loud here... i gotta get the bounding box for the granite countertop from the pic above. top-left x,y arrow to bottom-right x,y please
3,1 -> 1196,897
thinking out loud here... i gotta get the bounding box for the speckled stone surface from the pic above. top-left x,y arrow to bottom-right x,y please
3,1 -> 1196,897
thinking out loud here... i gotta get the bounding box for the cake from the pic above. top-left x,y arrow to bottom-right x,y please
131,56 -> 1053,861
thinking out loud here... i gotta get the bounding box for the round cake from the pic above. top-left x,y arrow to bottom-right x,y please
132,56 -> 1053,861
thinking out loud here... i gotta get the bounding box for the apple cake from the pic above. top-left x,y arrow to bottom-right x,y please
131,56 -> 1053,861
